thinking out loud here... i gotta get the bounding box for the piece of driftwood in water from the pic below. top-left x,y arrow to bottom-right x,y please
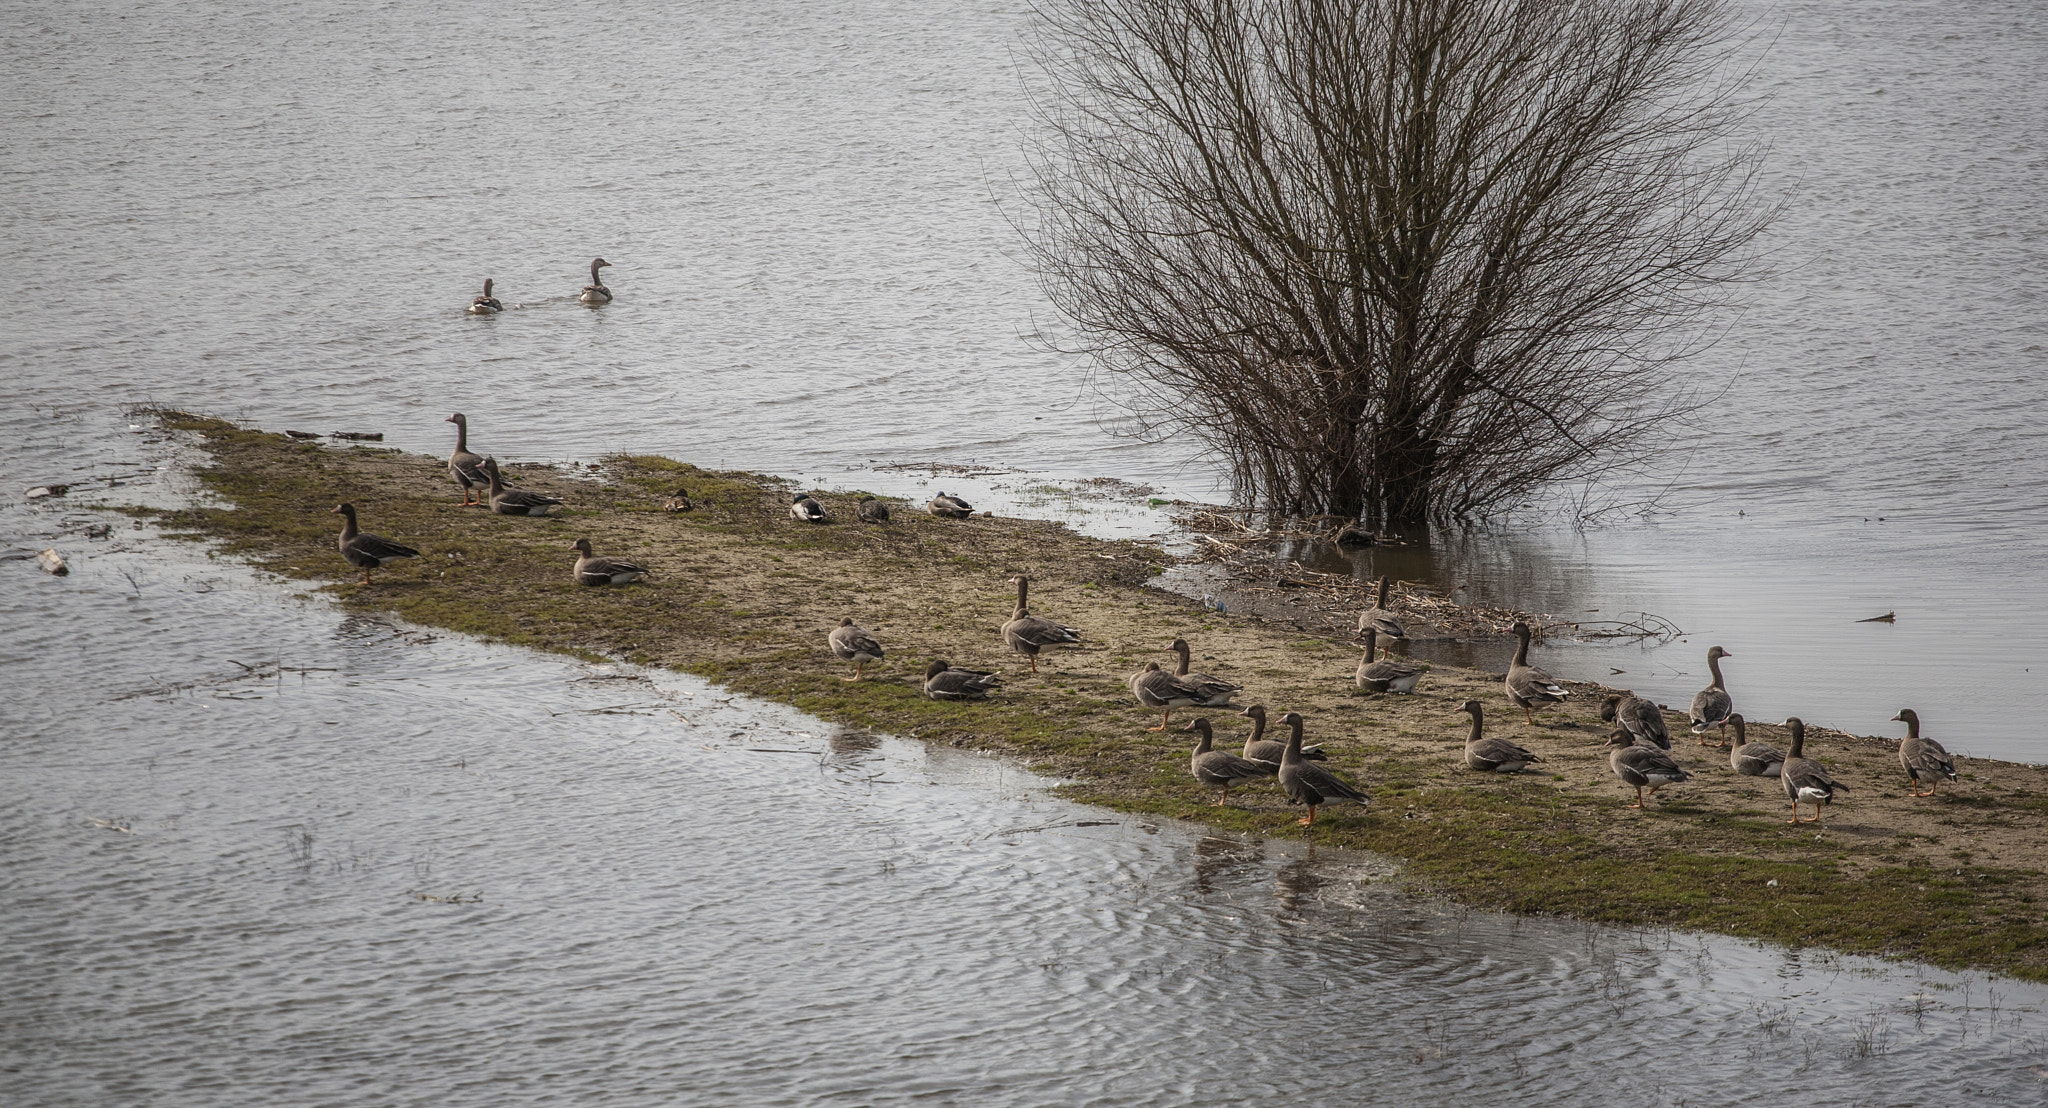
37,548 -> 68,575
331,431 -> 384,441
285,430 -> 322,440
1857,611 -> 1896,624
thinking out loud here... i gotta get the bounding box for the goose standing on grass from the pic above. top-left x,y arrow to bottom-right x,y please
663,488 -> 695,513
1726,715 -> 1784,778
1355,575 -> 1407,639
1458,700 -> 1541,773
857,496 -> 890,523
1168,639 -> 1240,707
570,538 -> 649,586
1605,730 -> 1690,809
466,278 -> 502,315
483,458 -> 565,516
790,493 -> 827,523
1001,575 -> 1081,673
1891,708 -> 1958,797
1239,704 -> 1325,766
1275,712 -> 1368,826
1689,646 -> 1736,744
578,257 -> 612,304
1354,628 -> 1423,693
1780,717 -> 1846,824
332,503 -> 419,585
828,617 -> 884,681
1186,718 -> 1275,805
1505,621 -> 1570,724
444,413 -> 488,506
928,492 -> 974,519
923,659 -> 1000,701
1600,693 -> 1671,749
1131,662 -> 1204,732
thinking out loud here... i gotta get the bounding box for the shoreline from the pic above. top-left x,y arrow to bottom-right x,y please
134,412 -> 2048,981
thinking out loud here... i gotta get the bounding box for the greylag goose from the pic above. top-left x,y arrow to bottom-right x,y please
444,413 -> 488,506
1504,622 -> 1570,724
332,503 -> 419,585
790,493 -> 827,523
1891,708 -> 1958,797
482,458 -> 564,516
927,492 -> 974,519
1239,704 -> 1324,765
1354,628 -> 1423,693
1600,693 -> 1670,749
1726,715 -> 1784,777
923,659 -> 1000,701
1355,575 -> 1407,639
570,538 -> 649,586
856,496 -> 890,522
466,278 -> 503,314
1001,575 -> 1081,673
1780,717 -> 1846,824
1169,639 -> 1240,706
578,257 -> 612,304
1458,700 -> 1541,773
663,488 -> 694,513
1186,718 -> 1276,805
1131,661 -> 1205,732
1275,712 -> 1368,825
1604,730 -> 1690,809
1689,646 -> 1736,745
828,617 -> 884,681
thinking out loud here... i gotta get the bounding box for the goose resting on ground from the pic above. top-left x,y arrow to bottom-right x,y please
1600,692 -> 1671,749
828,617 -> 884,681
1354,628 -> 1423,693
1001,575 -> 1081,673
483,458 -> 565,516
1238,704 -> 1324,766
1891,708 -> 1958,797
856,496 -> 890,522
1689,646 -> 1736,745
927,492 -> 974,519
578,257 -> 612,304
570,538 -> 649,586
1355,574 -> 1407,639
923,659 -> 1000,701
1275,712 -> 1368,825
790,493 -> 827,523
1131,661 -> 1205,732
1781,717 -> 1846,824
1605,729 -> 1690,809
332,503 -> 419,585
466,278 -> 503,315
663,488 -> 694,513
1505,621 -> 1570,724
1459,699 -> 1541,773
444,413 -> 488,506
1186,718 -> 1275,806
1726,715 -> 1784,778
1169,639 -> 1240,707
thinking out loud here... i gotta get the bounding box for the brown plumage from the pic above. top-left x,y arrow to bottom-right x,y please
1274,712 -> 1368,826
332,503 -> 419,585
1780,717 -> 1846,824
1600,693 -> 1671,749
1504,622 -> 1570,724
1458,700 -> 1540,773
1891,708 -> 1958,797
1186,718 -> 1275,805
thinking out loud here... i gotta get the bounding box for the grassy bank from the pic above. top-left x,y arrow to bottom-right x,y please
139,412 -> 2048,980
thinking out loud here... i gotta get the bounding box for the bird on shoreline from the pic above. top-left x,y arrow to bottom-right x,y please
928,492 -> 974,519
923,659 -> 1000,701
1239,704 -> 1324,767
1459,699 -> 1541,773
828,617 -> 884,681
1275,712 -> 1368,826
663,488 -> 695,513
1891,708 -> 1958,797
1186,717 -> 1275,805
1726,715 -> 1784,778
483,458 -> 565,516
1131,661 -> 1204,732
1354,628 -> 1423,694
1002,575 -> 1081,673
1604,729 -> 1689,809
1168,639 -> 1239,707
570,538 -> 649,586
444,413 -> 488,506
1601,692 -> 1671,749
1505,622 -> 1570,724
578,257 -> 612,304
1781,717 -> 1846,824
857,496 -> 890,522
332,503 -> 419,585
466,278 -> 502,315
790,493 -> 827,523
1356,574 -> 1407,639
1689,646 -> 1736,745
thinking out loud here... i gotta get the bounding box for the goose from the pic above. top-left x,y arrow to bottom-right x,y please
1780,717 -> 1846,824
570,538 -> 649,586
332,503 -> 419,585
1355,574 -> 1407,639
1001,575 -> 1081,673
790,493 -> 827,523
1604,730 -> 1690,809
1275,712 -> 1368,825
466,278 -> 503,315
1458,699 -> 1541,773
923,659 -> 1000,701
828,617 -> 884,681
928,492 -> 974,519
856,496 -> 890,523
663,488 -> 694,513
1726,715 -> 1784,778
1238,704 -> 1325,766
1891,708 -> 1958,797
1504,621 -> 1570,724
1689,646 -> 1736,744
1354,628 -> 1423,693
578,257 -> 612,304
1186,718 -> 1276,805
482,457 -> 565,516
1130,661 -> 1205,732
1168,639 -> 1240,707
1600,693 -> 1671,749
444,412 -> 488,506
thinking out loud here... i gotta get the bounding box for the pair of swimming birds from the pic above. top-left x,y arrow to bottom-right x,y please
466,258 -> 614,313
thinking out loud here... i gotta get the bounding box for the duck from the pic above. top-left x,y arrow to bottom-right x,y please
1355,574 -> 1407,639
466,278 -> 503,314
663,488 -> 695,513
1780,717 -> 1846,824
1186,718 -> 1276,805
923,659 -> 1000,701
1275,712 -> 1368,825
482,457 -> 565,516
1504,621 -> 1570,724
1604,729 -> 1690,809
1726,715 -> 1784,777
570,538 -> 649,586
578,257 -> 612,304
332,503 -> 419,585
856,496 -> 890,522
1354,628 -> 1423,693
1168,639 -> 1240,706
444,412 -> 488,506
928,492 -> 975,519
1001,575 -> 1081,673
1238,704 -> 1325,766
1891,708 -> 1958,797
1458,699 -> 1541,773
1599,692 -> 1671,749
790,493 -> 827,523
1130,661 -> 1205,732
828,617 -> 884,681
1689,646 -> 1736,745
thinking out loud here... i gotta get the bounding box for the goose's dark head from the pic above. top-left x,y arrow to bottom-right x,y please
591,257 -> 610,270
840,617 -> 855,627
1599,694 -> 1624,721
571,538 -> 593,555
1238,704 -> 1265,722
330,502 -> 356,518
446,412 -> 467,426
1459,699 -> 1483,719
1890,708 -> 1919,726
1182,717 -> 1211,738
925,659 -> 950,679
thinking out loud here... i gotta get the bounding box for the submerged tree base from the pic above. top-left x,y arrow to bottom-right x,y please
141,412 -> 2048,981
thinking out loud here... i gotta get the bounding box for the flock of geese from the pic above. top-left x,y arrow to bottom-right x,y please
465,258 -> 615,313
328,411 -> 1964,830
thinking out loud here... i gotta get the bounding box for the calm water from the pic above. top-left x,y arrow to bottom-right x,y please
6,0 -> 2048,1102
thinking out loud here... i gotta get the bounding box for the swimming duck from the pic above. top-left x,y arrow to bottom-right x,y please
663,488 -> 695,513
828,617 -> 884,681
1604,729 -> 1690,809
444,412 -> 488,506
1186,718 -> 1276,805
578,257 -> 612,304
1130,661 -> 1205,732
1001,575 -> 1081,673
1891,708 -> 1958,797
1689,646 -> 1736,745
1238,704 -> 1324,766
1275,712 -> 1368,825
1504,621 -> 1570,724
466,278 -> 503,314
1726,715 -> 1784,777
856,496 -> 890,522
570,538 -> 649,586
923,659 -> 1000,701
1459,699 -> 1541,773
790,493 -> 827,523
483,458 -> 565,516
1354,628 -> 1423,693
927,492 -> 974,518
1780,717 -> 1846,824
1168,639 -> 1240,706
332,503 -> 419,585
1355,574 -> 1407,639
1600,693 -> 1671,749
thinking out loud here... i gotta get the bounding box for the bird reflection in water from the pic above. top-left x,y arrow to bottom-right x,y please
1191,835 -> 1262,895
1274,846 -> 1328,915
827,729 -> 882,760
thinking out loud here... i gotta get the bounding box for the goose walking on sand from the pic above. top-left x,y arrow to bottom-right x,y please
1169,639 -> 1239,707
466,278 -> 503,314
444,413 -> 488,506
1781,717 -> 1846,824
1689,646 -> 1736,744
1131,662 -> 1204,732
1604,730 -> 1690,809
790,493 -> 827,523
928,492 -> 974,519
1891,708 -> 1958,797
332,503 -> 419,585
1354,628 -> 1423,694
1239,704 -> 1324,766
578,257 -> 612,304
1355,575 -> 1407,639
1600,693 -> 1671,749
483,458 -> 565,516
1458,700 -> 1541,773
1505,622 -> 1570,724
923,659 -> 1000,701
1002,575 -> 1081,673
570,539 -> 649,586
1186,718 -> 1275,805
828,617 -> 884,681
1275,712 -> 1368,826
1726,716 -> 1784,778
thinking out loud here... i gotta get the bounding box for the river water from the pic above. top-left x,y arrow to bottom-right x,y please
5,0 -> 2048,1102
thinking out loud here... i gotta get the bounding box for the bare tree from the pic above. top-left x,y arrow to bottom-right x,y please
1021,0 -> 1771,526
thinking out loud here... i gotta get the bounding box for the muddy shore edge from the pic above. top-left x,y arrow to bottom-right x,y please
131,413 -> 2048,981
